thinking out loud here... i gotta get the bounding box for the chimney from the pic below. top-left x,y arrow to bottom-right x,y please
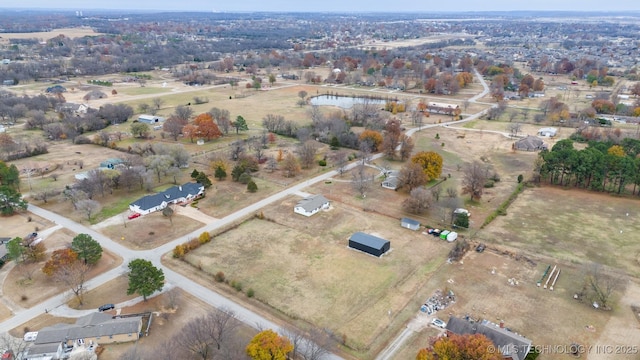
499,321 -> 504,328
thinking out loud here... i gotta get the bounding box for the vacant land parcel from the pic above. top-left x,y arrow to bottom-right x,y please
182,196 -> 452,353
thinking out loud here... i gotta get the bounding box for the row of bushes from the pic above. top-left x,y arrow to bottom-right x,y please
481,182 -> 526,228
173,231 -> 211,258
213,271 -> 254,297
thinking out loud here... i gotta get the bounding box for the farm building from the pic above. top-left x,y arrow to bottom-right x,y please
537,127 -> 557,137
446,317 -> 532,360
513,136 -> 547,152
138,114 -> 166,124
427,102 -> 460,116
401,217 -> 420,231
129,182 -> 204,215
348,232 -> 390,257
294,194 -> 330,217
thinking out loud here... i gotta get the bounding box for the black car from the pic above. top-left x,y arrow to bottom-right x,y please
476,244 -> 486,253
98,303 -> 115,312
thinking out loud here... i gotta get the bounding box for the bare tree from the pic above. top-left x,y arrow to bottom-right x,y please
207,308 -> 239,351
56,260 -> 90,306
397,162 -> 428,191
229,140 -> 245,161
508,122 -> 522,137
446,187 -> 458,198
297,141 -> 318,169
399,135 -> 414,161
461,161 -> 487,201
351,163 -> 374,198
251,138 -> 266,162
162,206 -> 174,225
165,287 -> 181,309
402,187 -> 432,214
75,199 -> 101,221
282,152 -> 300,178
431,186 -> 442,202
86,168 -> 112,197
265,156 -> 278,173
174,105 -> 194,122
582,263 -> 620,310
32,187 -> 61,204
0,334 -> 30,359
152,98 -> 164,112
282,326 -> 306,360
333,151 -> 349,177
301,327 -> 332,360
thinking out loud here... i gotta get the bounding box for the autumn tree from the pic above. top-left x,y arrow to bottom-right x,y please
381,118 -> 402,159
416,333 -> 502,360
42,248 -> 89,305
402,187 -> 432,214
182,124 -> 199,143
461,161 -> 487,201
397,162 -> 428,191
127,259 -> 165,301
246,329 -> 293,360
411,151 -> 443,181
194,113 -> 222,141
281,152 -> 300,178
358,130 -> 383,152
71,233 -> 102,265
532,77 -> 545,92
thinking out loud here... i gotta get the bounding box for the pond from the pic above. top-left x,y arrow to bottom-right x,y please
309,95 -> 388,109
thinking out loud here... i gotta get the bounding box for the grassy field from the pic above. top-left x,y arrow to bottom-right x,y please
182,198 -> 451,356
477,186 -> 640,277
99,212 -> 204,249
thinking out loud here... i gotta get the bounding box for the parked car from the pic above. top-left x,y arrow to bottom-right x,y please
431,318 -> 447,329
476,243 -> 486,253
128,213 -> 141,220
453,208 -> 471,217
98,303 -> 115,312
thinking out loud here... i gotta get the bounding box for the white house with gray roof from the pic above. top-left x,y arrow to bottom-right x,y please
294,194 -> 330,217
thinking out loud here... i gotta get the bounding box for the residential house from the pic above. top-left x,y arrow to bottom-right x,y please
381,170 -> 400,190
513,136 -> 547,152
348,232 -> 390,257
137,114 -> 165,124
25,312 -> 142,359
129,182 -> 204,215
427,102 -> 460,116
400,218 -> 420,231
294,194 -> 330,217
55,103 -> 89,115
446,316 -> 532,360
537,127 -> 557,137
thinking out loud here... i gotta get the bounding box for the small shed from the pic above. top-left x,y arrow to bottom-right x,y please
401,217 -> 420,231
348,232 -> 390,257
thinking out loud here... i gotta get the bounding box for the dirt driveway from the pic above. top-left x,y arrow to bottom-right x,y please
173,205 -> 218,224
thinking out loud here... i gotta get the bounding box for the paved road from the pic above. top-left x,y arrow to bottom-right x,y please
1,68 -> 493,360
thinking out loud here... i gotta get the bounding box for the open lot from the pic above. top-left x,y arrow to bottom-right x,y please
99,212 -> 204,249
478,186 -> 640,277
1,211 -> 55,240
181,196 -> 452,355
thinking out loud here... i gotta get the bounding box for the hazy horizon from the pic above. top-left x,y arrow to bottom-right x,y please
2,0 -> 639,13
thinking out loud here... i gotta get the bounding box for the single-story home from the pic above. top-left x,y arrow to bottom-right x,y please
446,316 -> 532,360
401,217 -> 420,231
55,102 -> 89,115
381,170 -> 400,190
348,232 -> 390,257
26,312 -> 142,359
129,182 -> 204,215
537,127 -> 557,137
513,136 -> 547,152
427,102 -> 460,116
294,194 -> 330,217
138,114 -> 165,124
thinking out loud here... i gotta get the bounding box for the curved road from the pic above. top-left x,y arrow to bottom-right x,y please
0,69 -> 493,360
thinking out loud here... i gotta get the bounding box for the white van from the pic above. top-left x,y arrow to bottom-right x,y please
453,208 -> 470,217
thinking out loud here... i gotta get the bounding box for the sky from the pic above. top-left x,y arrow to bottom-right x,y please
4,0 -> 640,12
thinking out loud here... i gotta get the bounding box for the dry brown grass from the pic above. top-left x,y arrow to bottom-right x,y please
99,212 -> 204,250
3,250 -> 122,308
180,199 -> 451,355
0,212 -> 55,239
68,275 -> 138,310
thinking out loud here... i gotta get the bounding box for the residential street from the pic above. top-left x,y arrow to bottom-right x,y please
0,69 -> 492,360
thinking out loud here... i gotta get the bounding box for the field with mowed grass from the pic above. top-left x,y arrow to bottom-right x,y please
181,196 -> 452,356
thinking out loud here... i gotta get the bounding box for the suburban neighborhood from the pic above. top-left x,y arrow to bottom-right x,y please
0,6 -> 639,360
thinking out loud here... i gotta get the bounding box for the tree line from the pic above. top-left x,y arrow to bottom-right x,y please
539,138 -> 640,195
